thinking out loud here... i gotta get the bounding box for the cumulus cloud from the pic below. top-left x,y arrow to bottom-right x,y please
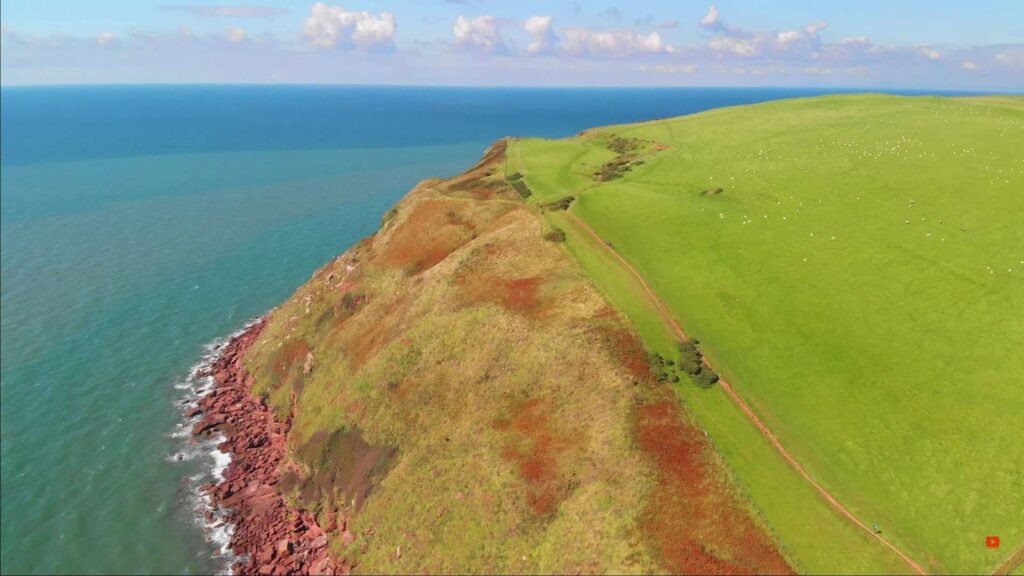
962,60 -> 979,70
700,6 -> 828,59
162,5 -> 289,18
452,15 -> 507,53
560,28 -> 671,58
303,3 -> 396,50
96,32 -> 116,46
776,30 -> 801,47
524,15 -> 557,54
709,35 -> 757,57
700,5 -> 723,31
918,45 -> 941,60
804,22 -> 828,37
225,26 -> 247,43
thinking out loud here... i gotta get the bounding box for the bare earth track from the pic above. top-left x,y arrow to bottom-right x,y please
564,211 -> 929,576
991,542 -> 1024,576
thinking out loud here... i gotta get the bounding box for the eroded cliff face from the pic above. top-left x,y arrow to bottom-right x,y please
206,141 -> 792,574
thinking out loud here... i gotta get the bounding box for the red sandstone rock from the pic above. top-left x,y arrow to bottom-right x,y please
192,319 -> 347,575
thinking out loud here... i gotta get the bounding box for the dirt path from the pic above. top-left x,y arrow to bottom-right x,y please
991,542 -> 1024,576
563,210 -> 929,576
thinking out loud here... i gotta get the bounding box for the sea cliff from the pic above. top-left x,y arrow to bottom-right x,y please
192,140 -> 792,575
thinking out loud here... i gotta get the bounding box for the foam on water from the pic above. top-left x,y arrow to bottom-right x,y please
167,319 -> 260,574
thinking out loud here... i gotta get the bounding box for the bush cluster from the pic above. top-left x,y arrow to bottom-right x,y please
678,339 -> 719,389
594,157 -> 636,181
607,136 -> 644,154
510,179 -> 532,199
544,228 -> 567,242
541,195 -> 575,211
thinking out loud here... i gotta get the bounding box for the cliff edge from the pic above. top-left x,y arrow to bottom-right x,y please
197,140 -> 793,574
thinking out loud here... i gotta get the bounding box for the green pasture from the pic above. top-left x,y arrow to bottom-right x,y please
509,94 -> 1024,574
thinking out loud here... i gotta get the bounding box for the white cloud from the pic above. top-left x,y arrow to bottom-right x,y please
561,28 -> 671,58
702,6 -> 827,58
804,22 -> 828,37
962,60 -> 978,70
709,35 -> 757,57
777,30 -> 801,47
524,15 -> 556,54
700,5 -> 722,31
96,32 -> 116,46
225,26 -> 247,43
452,15 -> 506,53
918,45 -> 941,60
302,3 -> 396,50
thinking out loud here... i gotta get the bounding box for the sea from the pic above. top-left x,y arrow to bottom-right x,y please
0,84 -> 980,574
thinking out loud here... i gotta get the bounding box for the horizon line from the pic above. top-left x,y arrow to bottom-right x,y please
1,81 -> 1019,95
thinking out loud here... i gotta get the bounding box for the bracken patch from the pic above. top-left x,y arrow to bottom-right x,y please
377,198 -> 476,275
457,268 -> 546,318
635,397 -> 793,575
591,310 -> 653,382
495,398 -> 575,516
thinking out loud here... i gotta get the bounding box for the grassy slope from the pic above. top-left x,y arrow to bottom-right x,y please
239,144 -> 793,574
508,94 -> 1024,574
539,209 -> 911,575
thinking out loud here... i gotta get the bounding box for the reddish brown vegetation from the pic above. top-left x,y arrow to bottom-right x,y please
274,339 -> 311,380
343,296 -> 405,370
502,277 -> 542,314
591,311 -> 652,382
634,397 -> 793,575
457,271 -> 546,318
377,199 -> 476,274
495,398 -> 575,516
192,321 -> 350,575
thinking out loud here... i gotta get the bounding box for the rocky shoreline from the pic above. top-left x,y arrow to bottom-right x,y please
192,319 -> 347,575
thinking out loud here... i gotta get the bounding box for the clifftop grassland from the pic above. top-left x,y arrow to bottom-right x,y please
508,94 -> 1024,574
239,142 -> 792,574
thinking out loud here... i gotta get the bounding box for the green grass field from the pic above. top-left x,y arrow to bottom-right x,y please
509,94 -> 1024,574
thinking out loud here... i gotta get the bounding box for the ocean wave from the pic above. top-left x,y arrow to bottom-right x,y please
168,318 -> 261,574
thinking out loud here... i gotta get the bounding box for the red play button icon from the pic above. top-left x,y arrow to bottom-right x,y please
986,536 -> 1000,548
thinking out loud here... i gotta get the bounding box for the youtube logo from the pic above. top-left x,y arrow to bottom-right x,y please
986,536 -> 1000,549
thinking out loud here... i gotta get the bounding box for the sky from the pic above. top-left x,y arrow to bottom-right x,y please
1,0 -> 1022,89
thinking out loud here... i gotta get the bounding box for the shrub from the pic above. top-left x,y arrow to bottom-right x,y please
510,179 -> 532,199
544,228 -> 567,243
677,340 -> 703,375
607,136 -> 644,154
541,196 -> 575,211
693,368 -> 720,389
507,171 -> 523,181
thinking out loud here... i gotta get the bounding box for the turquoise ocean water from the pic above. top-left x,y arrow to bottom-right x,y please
0,85 -> 972,574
